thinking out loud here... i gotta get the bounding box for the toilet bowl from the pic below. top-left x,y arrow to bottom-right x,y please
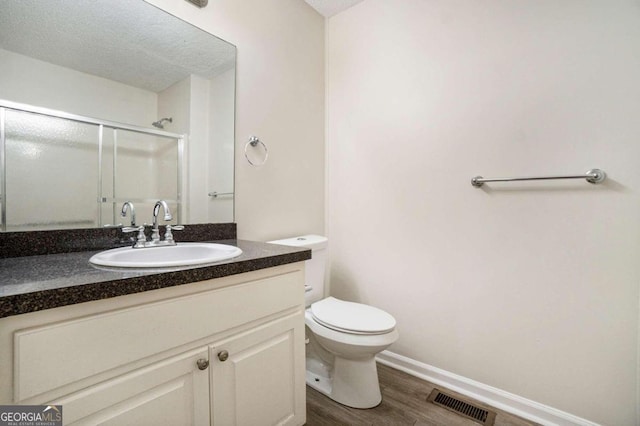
305,297 -> 399,408
267,235 -> 399,409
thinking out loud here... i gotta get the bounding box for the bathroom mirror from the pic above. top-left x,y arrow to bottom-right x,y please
0,0 -> 236,231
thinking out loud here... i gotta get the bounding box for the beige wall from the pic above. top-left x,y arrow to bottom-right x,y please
327,1 -> 640,425
147,0 -> 326,241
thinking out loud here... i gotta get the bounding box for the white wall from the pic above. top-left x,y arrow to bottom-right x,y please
327,1 -> 640,425
208,68 -> 235,223
0,49 -> 157,127
158,77 -> 191,136
187,75 -> 212,224
159,75 -> 198,223
157,71 -> 236,225
147,0 -> 326,241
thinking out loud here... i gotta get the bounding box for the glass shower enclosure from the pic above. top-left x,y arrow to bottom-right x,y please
0,100 -> 184,232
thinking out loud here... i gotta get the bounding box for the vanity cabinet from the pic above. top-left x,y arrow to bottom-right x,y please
210,314 -> 302,426
0,263 -> 306,426
52,347 -> 211,425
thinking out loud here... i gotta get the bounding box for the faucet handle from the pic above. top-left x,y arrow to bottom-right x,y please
164,224 -> 184,245
123,225 -> 147,248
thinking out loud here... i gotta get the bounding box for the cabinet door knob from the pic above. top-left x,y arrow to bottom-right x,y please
217,350 -> 229,362
196,358 -> 209,370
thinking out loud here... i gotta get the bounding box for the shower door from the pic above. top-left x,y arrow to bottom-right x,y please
0,100 -> 184,232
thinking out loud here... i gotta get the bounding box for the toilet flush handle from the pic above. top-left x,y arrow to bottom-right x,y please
304,285 -> 312,293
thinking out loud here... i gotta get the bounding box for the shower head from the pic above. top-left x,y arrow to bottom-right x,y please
152,117 -> 172,129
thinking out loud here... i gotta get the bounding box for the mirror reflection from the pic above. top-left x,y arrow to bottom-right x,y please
0,0 -> 236,231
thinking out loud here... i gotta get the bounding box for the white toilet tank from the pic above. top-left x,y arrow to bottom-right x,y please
267,235 -> 328,306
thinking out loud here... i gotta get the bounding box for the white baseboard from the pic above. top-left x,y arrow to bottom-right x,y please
376,350 -> 600,426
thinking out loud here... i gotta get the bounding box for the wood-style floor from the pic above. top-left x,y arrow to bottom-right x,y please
305,363 -> 539,426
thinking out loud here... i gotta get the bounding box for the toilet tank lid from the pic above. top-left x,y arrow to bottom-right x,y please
267,235 -> 328,250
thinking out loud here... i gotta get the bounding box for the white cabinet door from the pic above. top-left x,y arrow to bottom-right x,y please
210,312 -> 306,426
49,347 -> 210,426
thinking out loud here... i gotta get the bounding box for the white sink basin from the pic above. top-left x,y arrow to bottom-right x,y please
89,243 -> 242,268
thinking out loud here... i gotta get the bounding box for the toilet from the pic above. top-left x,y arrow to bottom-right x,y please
268,235 -> 399,409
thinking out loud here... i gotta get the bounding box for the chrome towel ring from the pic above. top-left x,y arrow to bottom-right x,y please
244,136 -> 268,166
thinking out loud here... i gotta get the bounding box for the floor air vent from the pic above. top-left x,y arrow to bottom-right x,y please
427,389 -> 496,425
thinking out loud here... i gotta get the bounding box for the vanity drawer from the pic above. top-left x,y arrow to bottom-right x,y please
13,269 -> 303,402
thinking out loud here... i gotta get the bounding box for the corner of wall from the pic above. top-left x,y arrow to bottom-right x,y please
323,15 -> 331,297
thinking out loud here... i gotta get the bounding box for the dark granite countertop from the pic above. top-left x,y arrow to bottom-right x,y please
0,239 -> 311,318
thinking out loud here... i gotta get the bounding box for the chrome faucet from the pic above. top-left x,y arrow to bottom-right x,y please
120,201 -> 136,226
151,200 -> 172,244
122,200 -> 183,248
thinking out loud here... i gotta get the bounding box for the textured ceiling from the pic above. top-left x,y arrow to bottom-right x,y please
0,0 -> 236,93
304,0 -> 366,17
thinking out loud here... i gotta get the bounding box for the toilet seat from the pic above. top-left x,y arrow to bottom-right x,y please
310,297 -> 396,335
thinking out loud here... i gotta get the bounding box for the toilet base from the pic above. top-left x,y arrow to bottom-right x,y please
306,355 -> 382,409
